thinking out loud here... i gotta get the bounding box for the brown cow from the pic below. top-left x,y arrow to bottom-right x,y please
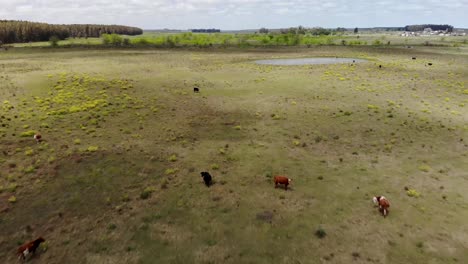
33,134 -> 42,143
274,176 -> 292,190
373,196 -> 390,217
17,237 -> 45,261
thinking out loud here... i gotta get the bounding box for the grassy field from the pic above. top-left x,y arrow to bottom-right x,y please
0,45 -> 467,263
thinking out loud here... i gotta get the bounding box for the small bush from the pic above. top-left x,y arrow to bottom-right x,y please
8,195 -> 17,203
49,36 -> 60,47
122,194 -> 130,202
102,33 -> 123,46
165,168 -> 178,175
372,40 -> 382,46
135,38 -> 150,45
8,183 -> 17,192
168,154 -> 177,162
418,165 -> 431,172
407,189 -> 420,198
211,164 -> 219,170
20,130 -> 35,137
74,139 -> 81,145
87,146 -> 98,152
140,187 -> 155,199
314,135 -> 323,143
315,227 -> 327,238
24,166 -> 35,173
234,125 -> 242,130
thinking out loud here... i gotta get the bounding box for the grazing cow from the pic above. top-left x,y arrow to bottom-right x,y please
428,63 -> 433,66
379,65 -> 382,68
17,237 -> 45,261
274,176 -> 291,190
200,171 -> 212,187
193,87 -> 200,93
412,57 -> 416,60
33,134 -> 42,143
372,196 -> 390,217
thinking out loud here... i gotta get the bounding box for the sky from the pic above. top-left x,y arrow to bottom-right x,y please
1,0 -> 467,30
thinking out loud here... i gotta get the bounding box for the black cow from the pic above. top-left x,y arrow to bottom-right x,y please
412,57 -> 416,60
194,87 -> 200,93
379,65 -> 382,68
200,171 -> 212,187
428,63 -> 433,66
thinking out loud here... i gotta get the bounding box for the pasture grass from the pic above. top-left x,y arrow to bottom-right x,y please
0,45 -> 467,263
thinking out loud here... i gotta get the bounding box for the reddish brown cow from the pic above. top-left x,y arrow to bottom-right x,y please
17,237 -> 45,261
33,134 -> 42,143
373,196 -> 390,217
274,176 -> 292,190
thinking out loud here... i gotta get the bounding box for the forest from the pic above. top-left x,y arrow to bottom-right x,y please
404,24 -> 454,32
0,20 -> 143,44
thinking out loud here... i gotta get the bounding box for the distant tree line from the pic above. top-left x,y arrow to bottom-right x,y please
275,26 -> 343,36
191,29 -> 221,33
0,20 -> 143,44
404,24 -> 454,32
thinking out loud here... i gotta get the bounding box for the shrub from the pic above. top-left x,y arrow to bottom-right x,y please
168,154 -> 177,162
87,146 -> 98,152
24,166 -> 35,173
211,164 -> 219,170
418,165 -> 431,172
134,38 -> 149,45
271,114 -> 281,120
122,194 -> 130,202
165,168 -> 178,175
8,196 -> 16,203
140,187 -> 154,199
102,33 -> 123,46
8,183 -> 17,192
49,36 -> 60,47
407,189 -> 420,198
20,130 -> 36,137
315,227 -> 327,238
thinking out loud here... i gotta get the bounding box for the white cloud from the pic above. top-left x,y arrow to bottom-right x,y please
0,0 -> 466,29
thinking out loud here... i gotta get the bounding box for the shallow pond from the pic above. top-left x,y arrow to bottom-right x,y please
255,58 -> 367,65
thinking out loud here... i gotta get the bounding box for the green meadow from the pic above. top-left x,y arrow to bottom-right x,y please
0,45 -> 467,263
